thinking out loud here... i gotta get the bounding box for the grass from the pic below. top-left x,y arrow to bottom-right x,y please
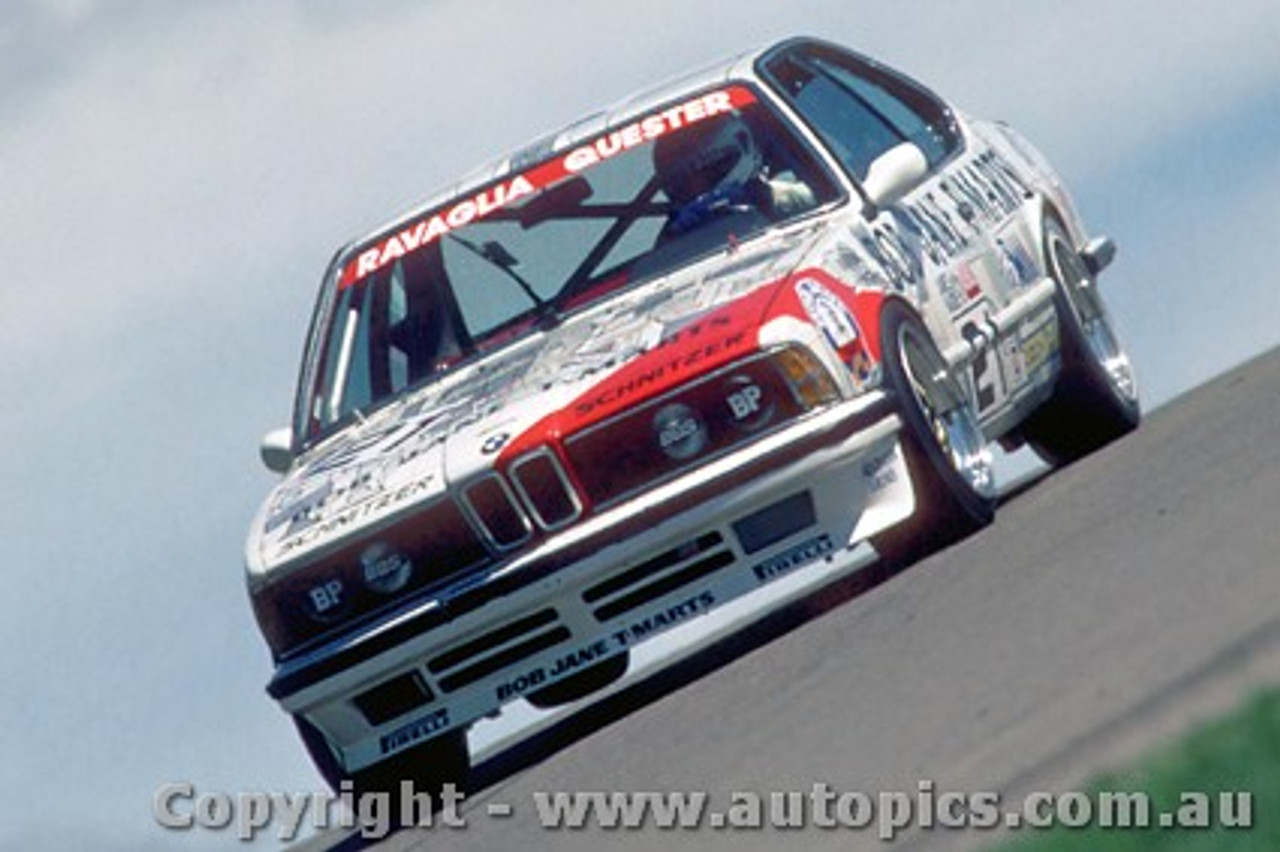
994,688 -> 1280,852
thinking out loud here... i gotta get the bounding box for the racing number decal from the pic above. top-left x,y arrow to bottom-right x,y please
958,303 -> 1006,415
961,310 -> 1042,417
964,321 -> 1000,413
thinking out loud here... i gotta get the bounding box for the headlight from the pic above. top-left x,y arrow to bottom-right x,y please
302,577 -> 350,622
721,373 -> 774,432
360,542 -> 414,594
564,346 -> 838,506
653,403 -> 709,460
251,497 -> 491,658
770,345 -> 841,409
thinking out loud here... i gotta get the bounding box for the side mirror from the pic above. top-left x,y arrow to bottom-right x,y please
860,142 -> 929,216
260,427 -> 295,474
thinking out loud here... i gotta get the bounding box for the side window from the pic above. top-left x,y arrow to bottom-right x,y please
765,46 -> 959,182
312,264 -> 413,426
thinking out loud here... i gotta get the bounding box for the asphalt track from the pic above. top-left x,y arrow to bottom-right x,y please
302,345 -> 1280,851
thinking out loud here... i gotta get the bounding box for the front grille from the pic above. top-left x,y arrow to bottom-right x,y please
510,449 -> 581,529
462,474 -> 531,549
583,533 -> 734,622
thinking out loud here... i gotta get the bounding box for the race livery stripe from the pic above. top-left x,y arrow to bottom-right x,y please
494,268 -> 885,468
495,284 -> 778,469
340,86 -> 758,288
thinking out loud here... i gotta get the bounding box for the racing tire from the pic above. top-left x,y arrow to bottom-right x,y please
871,301 -> 997,569
1019,219 -> 1140,466
294,715 -> 470,821
525,651 -> 630,709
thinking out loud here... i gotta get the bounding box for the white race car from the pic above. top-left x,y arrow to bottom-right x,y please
246,36 -> 1139,800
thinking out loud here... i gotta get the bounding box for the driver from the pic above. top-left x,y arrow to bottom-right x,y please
653,112 -> 816,237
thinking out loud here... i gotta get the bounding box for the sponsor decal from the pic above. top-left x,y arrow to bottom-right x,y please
572,329 -> 748,418
563,89 -> 751,172
265,408 -> 456,545
304,578 -> 347,621
277,476 -> 437,556
723,373 -> 772,431
497,283 -> 777,463
938,150 -> 1026,228
495,669 -> 550,703
750,533 -> 835,583
1018,316 -> 1060,376
956,262 -> 984,299
492,591 -> 717,702
795,278 -> 861,351
264,480 -> 333,536
996,234 -> 1037,288
653,402 -> 708,460
938,271 -> 967,313
851,148 -> 1029,292
341,87 -> 756,287
545,639 -> 612,679
360,543 -> 413,593
859,214 -> 924,290
346,177 -> 535,285
494,640 -> 616,701
609,590 -> 716,647
905,190 -> 971,264
863,451 -> 900,495
938,263 -> 983,314
379,708 -> 450,755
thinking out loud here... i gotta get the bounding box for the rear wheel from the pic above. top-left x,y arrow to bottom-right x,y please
1020,220 -> 1140,465
871,301 -> 997,569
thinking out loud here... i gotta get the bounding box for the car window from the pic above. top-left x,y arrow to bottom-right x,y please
296,84 -> 842,442
764,44 -> 959,181
309,261 -> 412,426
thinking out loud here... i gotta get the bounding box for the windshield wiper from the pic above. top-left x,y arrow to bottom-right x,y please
445,234 -> 558,326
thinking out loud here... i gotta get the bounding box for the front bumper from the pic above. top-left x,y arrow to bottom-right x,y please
270,390 -> 911,773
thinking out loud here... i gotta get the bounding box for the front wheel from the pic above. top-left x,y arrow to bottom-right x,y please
1019,220 -> 1140,465
871,301 -> 997,569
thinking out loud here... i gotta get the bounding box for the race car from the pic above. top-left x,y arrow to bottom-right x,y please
245,35 -> 1139,800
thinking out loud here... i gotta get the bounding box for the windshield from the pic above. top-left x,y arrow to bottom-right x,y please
296,84 -> 840,442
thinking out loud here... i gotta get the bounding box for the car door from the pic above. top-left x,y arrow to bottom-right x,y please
760,40 -> 1046,430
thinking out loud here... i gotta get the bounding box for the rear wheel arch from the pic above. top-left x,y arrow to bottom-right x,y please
1018,214 -> 1140,465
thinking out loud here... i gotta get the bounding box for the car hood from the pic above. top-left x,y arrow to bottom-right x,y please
248,226 -> 829,578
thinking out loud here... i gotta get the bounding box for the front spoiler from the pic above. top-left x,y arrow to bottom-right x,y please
267,390 -> 914,772
268,390 -> 897,703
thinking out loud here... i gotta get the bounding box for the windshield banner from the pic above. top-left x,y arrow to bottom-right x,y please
340,86 -> 757,288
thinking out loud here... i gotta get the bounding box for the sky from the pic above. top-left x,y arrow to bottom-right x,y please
3,1 -> 1279,849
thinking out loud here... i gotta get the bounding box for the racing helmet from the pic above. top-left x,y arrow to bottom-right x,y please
654,113 -> 764,206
